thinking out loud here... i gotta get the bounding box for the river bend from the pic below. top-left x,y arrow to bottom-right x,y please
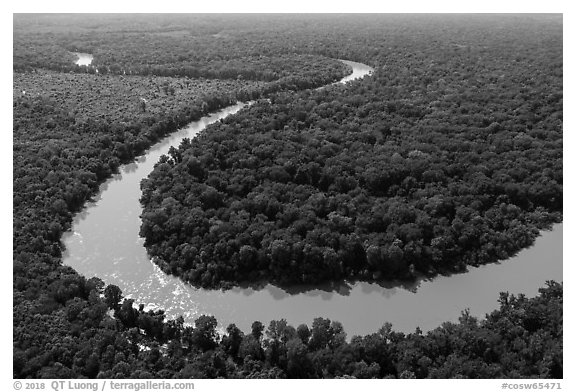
62,60 -> 562,336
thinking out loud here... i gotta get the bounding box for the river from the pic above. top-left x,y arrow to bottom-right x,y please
61,59 -> 562,337
74,52 -> 94,66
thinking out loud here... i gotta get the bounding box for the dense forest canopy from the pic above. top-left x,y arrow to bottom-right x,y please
13,14 -> 562,379
139,14 -> 562,288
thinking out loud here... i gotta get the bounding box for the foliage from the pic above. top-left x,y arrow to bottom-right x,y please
13,14 -> 562,379
140,15 -> 562,288
14,14 -> 349,88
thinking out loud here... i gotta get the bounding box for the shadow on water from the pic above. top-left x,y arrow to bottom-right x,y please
124,162 -> 139,173
225,273 -> 422,300
215,218 -> 562,301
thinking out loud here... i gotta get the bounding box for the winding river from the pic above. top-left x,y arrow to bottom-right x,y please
61,60 -> 562,337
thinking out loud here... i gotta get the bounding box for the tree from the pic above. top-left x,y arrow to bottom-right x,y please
222,323 -> 244,359
296,324 -> 311,344
192,315 -> 219,351
238,335 -> 263,361
103,284 -> 123,311
286,338 -> 312,378
251,321 -> 265,341
308,318 -> 332,351
115,299 -> 139,328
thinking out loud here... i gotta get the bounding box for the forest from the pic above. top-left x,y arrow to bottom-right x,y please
13,14 -> 562,379
139,15 -> 562,288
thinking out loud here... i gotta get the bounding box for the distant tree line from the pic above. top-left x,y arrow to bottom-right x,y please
13,21 -> 350,89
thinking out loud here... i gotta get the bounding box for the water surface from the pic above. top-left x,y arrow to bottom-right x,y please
338,60 -> 374,84
74,52 -> 93,66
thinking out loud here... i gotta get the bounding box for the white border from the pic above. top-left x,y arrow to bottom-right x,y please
3,3 -> 572,390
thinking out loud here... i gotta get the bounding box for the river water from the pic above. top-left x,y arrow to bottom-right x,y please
61,60 -> 562,336
74,52 -> 94,66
